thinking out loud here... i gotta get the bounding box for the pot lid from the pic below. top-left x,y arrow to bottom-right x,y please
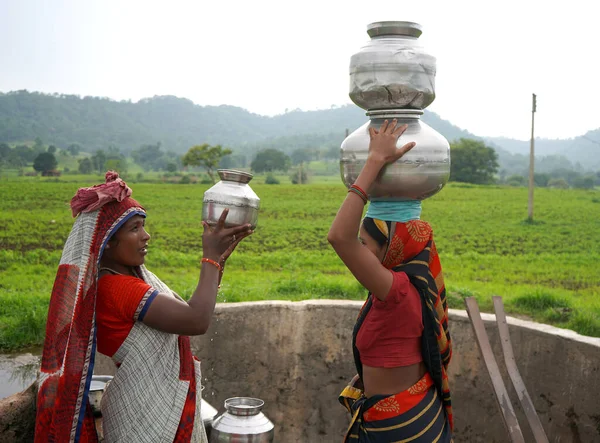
367,21 -> 422,38
218,169 -> 253,184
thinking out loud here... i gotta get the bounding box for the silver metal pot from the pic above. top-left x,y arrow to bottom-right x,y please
349,21 -> 436,111
88,375 -> 113,416
209,397 -> 274,443
202,396 -> 219,437
202,170 -> 260,229
340,109 -> 450,200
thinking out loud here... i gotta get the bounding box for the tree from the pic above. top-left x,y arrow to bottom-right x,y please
14,145 -> 36,163
219,153 -> 247,169
450,138 -> 499,184
572,176 -> 595,189
78,157 -> 93,174
47,145 -> 57,154
291,148 -> 314,165
33,152 -> 57,174
0,143 -> 10,160
534,173 -> 550,187
251,149 -> 291,173
91,150 -> 107,173
32,137 -> 45,155
182,144 -> 232,184
324,145 -> 341,161
131,142 -> 169,171
67,144 -> 81,156
105,158 -> 127,174
104,146 -> 127,173
290,166 -> 308,184
548,178 -> 569,189
505,174 -> 526,186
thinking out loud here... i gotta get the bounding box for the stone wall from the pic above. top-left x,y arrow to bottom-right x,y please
0,383 -> 36,443
92,301 -> 600,442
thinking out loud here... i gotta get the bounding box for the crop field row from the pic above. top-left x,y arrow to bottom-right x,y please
1,178 -> 598,350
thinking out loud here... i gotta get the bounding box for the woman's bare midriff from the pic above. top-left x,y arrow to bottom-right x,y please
362,362 -> 427,398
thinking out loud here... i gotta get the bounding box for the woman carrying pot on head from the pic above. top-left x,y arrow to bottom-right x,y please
35,171 -> 252,443
328,120 -> 453,442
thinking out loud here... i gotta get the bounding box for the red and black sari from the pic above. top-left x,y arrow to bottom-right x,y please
340,219 -> 453,442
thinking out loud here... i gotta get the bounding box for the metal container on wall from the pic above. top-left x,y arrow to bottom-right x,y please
349,21 -> 436,111
202,170 -> 260,229
340,110 -> 450,200
209,397 -> 274,443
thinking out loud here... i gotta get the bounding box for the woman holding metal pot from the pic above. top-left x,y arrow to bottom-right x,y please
328,119 -> 453,442
35,171 -> 252,443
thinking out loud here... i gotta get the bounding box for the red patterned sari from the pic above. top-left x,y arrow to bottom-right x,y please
340,219 -> 453,442
35,174 -> 208,443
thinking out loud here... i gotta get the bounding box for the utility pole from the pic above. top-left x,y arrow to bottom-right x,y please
528,94 -> 536,221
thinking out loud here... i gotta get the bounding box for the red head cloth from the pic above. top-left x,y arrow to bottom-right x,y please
70,171 -> 132,217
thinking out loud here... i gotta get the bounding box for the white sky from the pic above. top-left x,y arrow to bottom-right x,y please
1,0 -> 598,140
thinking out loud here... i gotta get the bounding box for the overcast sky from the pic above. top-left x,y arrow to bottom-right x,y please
1,0 -> 598,140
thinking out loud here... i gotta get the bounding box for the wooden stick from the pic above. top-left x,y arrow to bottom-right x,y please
465,297 -> 525,443
493,296 -> 549,442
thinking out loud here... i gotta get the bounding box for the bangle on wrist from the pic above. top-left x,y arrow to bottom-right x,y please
201,257 -> 223,272
348,184 -> 368,204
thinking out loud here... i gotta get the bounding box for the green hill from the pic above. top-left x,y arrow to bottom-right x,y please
1,90 -> 598,171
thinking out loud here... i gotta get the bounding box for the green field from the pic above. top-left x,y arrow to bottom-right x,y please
1,176 -> 599,351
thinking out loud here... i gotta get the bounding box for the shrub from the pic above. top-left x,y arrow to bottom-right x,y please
290,168 -> 308,184
548,178 -> 569,189
265,173 -> 280,185
506,174 -> 526,186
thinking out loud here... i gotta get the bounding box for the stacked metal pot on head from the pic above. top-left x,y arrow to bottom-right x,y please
341,21 -> 451,200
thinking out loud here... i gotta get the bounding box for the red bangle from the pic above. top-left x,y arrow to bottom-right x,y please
351,183 -> 367,196
350,184 -> 368,202
348,187 -> 367,204
201,258 -> 223,272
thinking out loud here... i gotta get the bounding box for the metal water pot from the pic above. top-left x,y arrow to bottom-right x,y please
202,170 -> 260,229
349,21 -> 436,111
340,109 -> 450,200
209,397 -> 274,443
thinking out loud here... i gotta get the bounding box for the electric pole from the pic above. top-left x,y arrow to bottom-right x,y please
528,94 -> 536,221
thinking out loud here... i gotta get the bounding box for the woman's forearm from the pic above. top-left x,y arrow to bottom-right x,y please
186,261 -> 221,333
328,158 -> 385,242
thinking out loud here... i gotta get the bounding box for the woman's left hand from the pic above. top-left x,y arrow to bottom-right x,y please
367,119 -> 416,165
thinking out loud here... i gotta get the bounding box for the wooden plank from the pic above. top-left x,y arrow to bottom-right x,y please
464,297 -> 525,443
493,296 -> 550,443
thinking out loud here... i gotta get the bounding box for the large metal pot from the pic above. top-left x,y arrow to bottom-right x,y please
349,21 -> 436,111
209,397 -> 274,443
202,170 -> 260,229
340,109 -> 450,200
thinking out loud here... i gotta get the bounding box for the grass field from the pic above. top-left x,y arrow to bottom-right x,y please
1,176 -> 599,351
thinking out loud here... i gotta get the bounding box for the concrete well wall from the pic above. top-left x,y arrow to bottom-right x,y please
93,301 -> 600,442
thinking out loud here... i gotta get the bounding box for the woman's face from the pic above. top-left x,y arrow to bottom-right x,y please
102,215 -> 150,268
359,224 -> 386,263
